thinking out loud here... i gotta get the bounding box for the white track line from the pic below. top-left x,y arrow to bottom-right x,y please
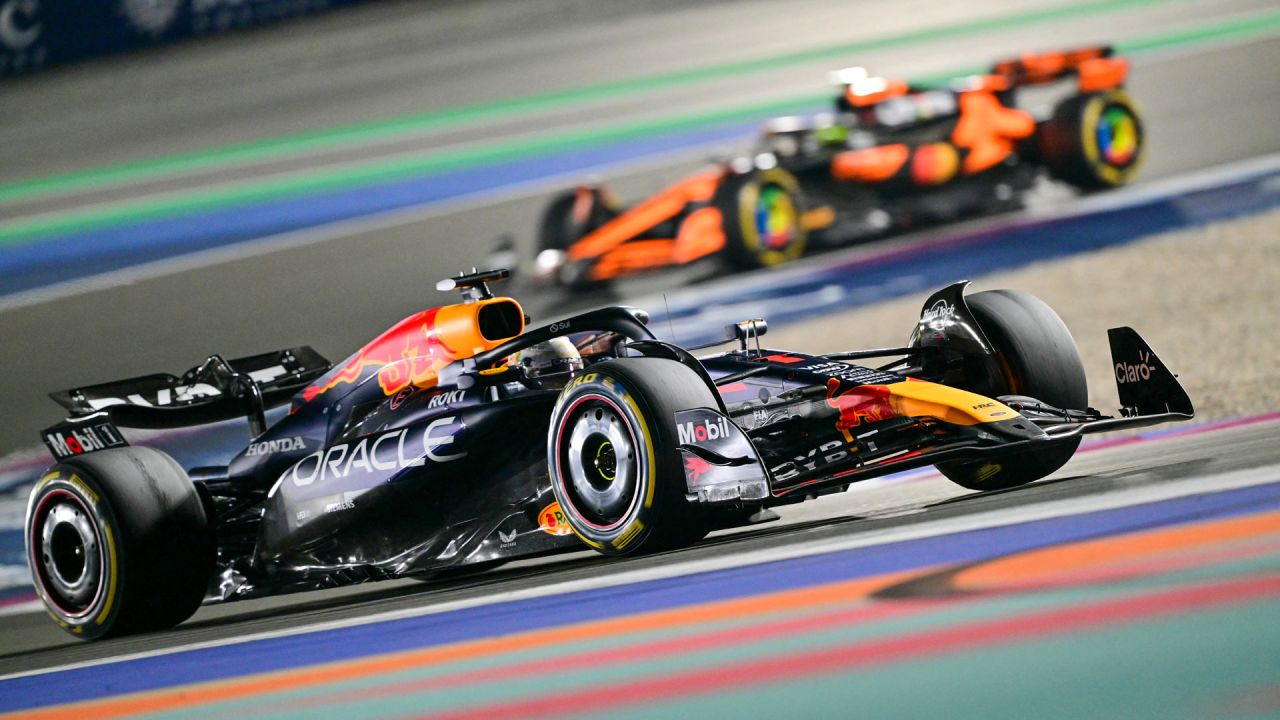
3,460 -> 1277,682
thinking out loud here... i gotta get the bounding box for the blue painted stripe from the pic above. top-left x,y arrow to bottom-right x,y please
0,121 -> 761,297
3,478 -> 1277,711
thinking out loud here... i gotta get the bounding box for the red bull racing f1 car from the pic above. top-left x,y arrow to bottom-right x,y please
28,269 -> 1190,639
534,45 -> 1142,288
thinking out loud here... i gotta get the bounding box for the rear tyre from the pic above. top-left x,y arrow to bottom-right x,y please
26,447 -> 215,639
936,290 -> 1088,491
1039,89 -> 1143,190
548,358 -> 717,556
714,167 -> 808,270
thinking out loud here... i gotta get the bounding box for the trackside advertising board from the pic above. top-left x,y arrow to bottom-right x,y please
0,0 -> 370,76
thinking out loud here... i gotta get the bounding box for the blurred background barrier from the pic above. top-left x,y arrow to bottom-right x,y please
0,0 -> 370,76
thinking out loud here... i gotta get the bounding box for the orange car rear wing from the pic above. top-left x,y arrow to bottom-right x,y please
990,45 -> 1128,93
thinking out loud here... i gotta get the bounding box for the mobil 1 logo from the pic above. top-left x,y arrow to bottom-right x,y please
43,422 -> 127,459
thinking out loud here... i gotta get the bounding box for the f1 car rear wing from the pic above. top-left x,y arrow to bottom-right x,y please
42,347 -> 330,460
989,45 -> 1128,93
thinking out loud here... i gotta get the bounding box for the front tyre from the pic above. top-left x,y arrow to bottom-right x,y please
548,358 -> 718,556
26,447 -> 215,639
936,290 -> 1088,491
538,188 -> 617,291
714,167 -> 808,270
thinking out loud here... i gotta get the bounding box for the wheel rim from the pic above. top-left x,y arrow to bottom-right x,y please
558,395 -> 640,531
1095,105 -> 1139,167
31,490 -> 104,617
753,185 -> 798,251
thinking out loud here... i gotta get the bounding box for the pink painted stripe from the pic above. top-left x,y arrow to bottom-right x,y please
892,411 -> 1280,485
0,593 -> 38,608
1079,411 -> 1280,453
407,573 -> 1280,720
261,597 -> 946,715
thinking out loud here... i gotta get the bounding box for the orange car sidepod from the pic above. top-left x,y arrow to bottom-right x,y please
831,144 -> 910,183
950,91 -> 1035,175
672,206 -> 727,264
590,239 -> 678,280
567,171 -> 722,263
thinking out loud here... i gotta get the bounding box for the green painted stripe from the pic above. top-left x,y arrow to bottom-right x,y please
2,8 -> 1278,248
0,0 -> 1187,205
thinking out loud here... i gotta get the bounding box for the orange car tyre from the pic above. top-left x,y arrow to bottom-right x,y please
935,290 -> 1087,491
26,447 -> 215,639
715,167 -> 808,270
1039,89 -> 1144,189
547,358 -> 715,556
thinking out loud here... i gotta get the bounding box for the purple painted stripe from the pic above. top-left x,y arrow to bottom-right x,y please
3,477 -> 1279,711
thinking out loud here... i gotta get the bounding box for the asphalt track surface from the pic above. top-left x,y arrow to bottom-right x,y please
1,0 -> 1280,714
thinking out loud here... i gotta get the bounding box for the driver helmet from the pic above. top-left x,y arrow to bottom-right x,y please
510,336 -> 584,390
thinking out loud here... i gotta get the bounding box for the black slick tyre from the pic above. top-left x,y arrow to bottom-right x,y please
714,167 -> 808,270
25,447 -> 215,639
547,358 -> 717,556
1039,89 -> 1144,190
936,290 -> 1088,491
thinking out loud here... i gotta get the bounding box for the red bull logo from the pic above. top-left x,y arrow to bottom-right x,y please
683,453 -> 713,486
302,307 -> 462,403
825,378 -> 896,441
538,502 -> 574,536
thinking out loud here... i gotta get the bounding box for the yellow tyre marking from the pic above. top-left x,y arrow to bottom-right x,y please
67,473 -> 100,503
975,463 -> 1004,483
96,522 -> 118,625
621,392 -> 656,510
612,519 -> 645,552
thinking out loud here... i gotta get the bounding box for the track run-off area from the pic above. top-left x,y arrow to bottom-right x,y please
1,0 -> 1279,716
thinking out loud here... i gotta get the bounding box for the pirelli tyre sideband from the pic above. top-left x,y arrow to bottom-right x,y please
715,166 -> 809,270
547,358 -> 718,556
25,446 -> 215,639
1039,89 -> 1144,190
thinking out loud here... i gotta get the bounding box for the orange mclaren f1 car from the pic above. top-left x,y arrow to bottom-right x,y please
533,46 -> 1142,289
